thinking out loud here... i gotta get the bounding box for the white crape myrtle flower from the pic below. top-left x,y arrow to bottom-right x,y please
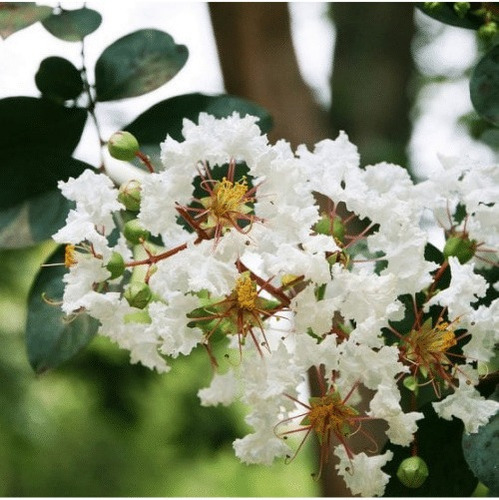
61,254 -> 111,314
369,383 -> 424,446
334,446 -> 394,497
198,370 -> 239,407
462,298 -> 499,363
53,169 -> 123,260
426,256 -> 488,320
433,367 -> 499,433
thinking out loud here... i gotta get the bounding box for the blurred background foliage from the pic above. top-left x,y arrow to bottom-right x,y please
0,1 -> 497,497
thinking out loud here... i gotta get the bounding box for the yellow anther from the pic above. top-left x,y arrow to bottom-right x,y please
64,245 -> 77,268
212,177 -> 249,217
235,273 -> 258,311
308,394 -> 358,439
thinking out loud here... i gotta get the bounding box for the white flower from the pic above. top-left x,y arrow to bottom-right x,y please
369,384 -> 423,446
426,257 -> 488,320
233,427 -> 291,466
334,446 -> 393,497
198,370 -> 239,407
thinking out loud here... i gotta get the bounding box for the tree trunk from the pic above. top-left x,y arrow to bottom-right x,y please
330,3 -> 415,168
208,2 -> 332,149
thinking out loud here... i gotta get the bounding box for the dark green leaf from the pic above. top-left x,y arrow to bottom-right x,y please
416,3 -> 484,30
0,97 -> 88,209
35,56 -> 84,101
95,29 -> 188,102
26,246 -> 99,374
470,45 -> 499,126
0,2 -> 52,39
462,385 -> 499,494
0,190 -> 74,248
125,92 -> 273,170
41,7 -> 102,41
384,402 -> 477,497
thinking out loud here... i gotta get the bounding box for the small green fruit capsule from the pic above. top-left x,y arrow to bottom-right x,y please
423,2 -> 442,12
124,282 -> 152,309
106,252 -> 125,279
397,456 -> 429,488
108,131 -> 140,161
118,179 -> 142,212
453,2 -> 470,18
314,216 -> 332,236
478,21 -> 498,42
123,219 -> 150,244
443,235 -> 476,264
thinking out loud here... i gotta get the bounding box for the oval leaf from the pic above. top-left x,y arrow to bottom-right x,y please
462,386 -> 499,493
124,93 -> 273,170
95,29 -> 188,102
0,3 -> 52,39
41,7 -> 102,41
26,246 -> 99,374
470,45 -> 499,126
35,56 -> 84,101
0,97 -> 88,209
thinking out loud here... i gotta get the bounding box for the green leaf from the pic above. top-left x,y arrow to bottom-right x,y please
125,93 -> 273,170
26,246 -> 99,374
470,45 -> 499,126
0,97 -> 88,209
462,386 -> 499,495
35,56 -> 84,102
416,3 -> 484,30
41,7 -> 102,41
384,402 -> 477,497
0,2 -> 52,39
95,29 -> 188,102
0,189 -> 74,248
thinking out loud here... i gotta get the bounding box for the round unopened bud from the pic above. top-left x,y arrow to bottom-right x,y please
124,282 -> 152,309
118,179 -> 142,212
397,456 -> 429,488
443,235 -> 476,264
123,219 -> 150,244
453,2 -> 470,18
478,21 -> 498,42
108,131 -> 140,161
106,252 -> 125,279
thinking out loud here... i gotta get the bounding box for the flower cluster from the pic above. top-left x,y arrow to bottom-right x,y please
52,113 -> 499,496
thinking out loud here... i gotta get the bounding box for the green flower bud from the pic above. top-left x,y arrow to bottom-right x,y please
314,216 -> 345,243
118,179 -> 142,212
106,252 -> 125,279
108,131 -> 139,161
423,2 -> 443,12
397,456 -> 429,488
123,219 -> 150,244
124,282 -> 152,309
478,21 -> 498,42
443,235 -> 476,264
454,2 -> 470,18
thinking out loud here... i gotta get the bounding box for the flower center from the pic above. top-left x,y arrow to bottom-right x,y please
210,177 -> 249,219
235,273 -> 258,311
307,393 -> 359,440
405,318 -> 457,366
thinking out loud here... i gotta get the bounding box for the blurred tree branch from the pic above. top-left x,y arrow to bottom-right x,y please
208,2 -> 332,148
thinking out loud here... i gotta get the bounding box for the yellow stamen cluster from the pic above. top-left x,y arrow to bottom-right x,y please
406,318 -> 457,366
308,394 -> 358,439
64,244 -> 77,268
235,274 -> 258,311
212,177 -> 249,218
